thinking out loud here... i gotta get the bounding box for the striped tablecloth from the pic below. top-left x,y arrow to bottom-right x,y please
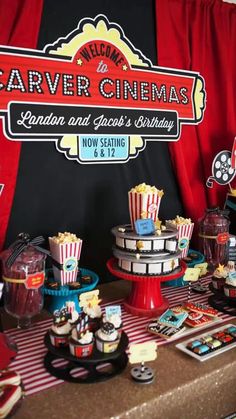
5,277 -> 234,396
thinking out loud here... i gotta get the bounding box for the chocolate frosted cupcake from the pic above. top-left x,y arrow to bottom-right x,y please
103,313 -> 123,338
95,322 -> 120,353
212,264 -> 228,291
69,328 -> 94,358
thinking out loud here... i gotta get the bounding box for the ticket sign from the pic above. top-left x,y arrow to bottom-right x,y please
105,305 -> 121,318
183,268 -> 201,282
135,219 -> 155,235
129,342 -> 157,364
0,15 -> 206,165
79,289 -> 101,308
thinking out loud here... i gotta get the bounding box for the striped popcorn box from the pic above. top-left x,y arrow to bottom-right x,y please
128,184 -> 164,230
49,233 -> 82,285
166,220 -> 194,258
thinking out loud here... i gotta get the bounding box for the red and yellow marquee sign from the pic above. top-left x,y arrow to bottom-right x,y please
0,15 -> 206,164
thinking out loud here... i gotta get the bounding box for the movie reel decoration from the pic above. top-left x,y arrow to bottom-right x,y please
207,147 -> 236,188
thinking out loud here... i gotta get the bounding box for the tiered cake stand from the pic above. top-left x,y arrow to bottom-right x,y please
208,283 -> 236,316
44,331 -> 129,383
107,258 -> 186,317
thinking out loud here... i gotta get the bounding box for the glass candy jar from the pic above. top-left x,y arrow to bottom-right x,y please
198,208 -> 230,269
1,242 -> 46,329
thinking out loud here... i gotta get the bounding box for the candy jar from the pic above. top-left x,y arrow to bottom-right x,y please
198,208 -> 230,269
1,234 -> 47,329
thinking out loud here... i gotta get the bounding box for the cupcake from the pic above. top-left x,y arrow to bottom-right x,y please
49,307 -> 72,347
69,327 -> 94,358
212,264 -> 228,291
224,265 -> 236,299
83,304 -> 102,332
103,312 -> 123,338
95,322 -> 120,353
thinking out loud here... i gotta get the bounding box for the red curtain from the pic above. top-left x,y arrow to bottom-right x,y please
0,0 -> 44,250
156,0 -> 236,225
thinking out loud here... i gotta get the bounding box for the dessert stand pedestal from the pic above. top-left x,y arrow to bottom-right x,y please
107,258 -> 186,317
208,283 -> 236,316
43,268 -> 99,313
44,331 -> 129,384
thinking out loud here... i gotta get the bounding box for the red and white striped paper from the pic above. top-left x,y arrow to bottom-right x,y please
5,276 -> 234,396
49,239 -> 83,264
166,222 -> 194,257
128,191 -> 162,229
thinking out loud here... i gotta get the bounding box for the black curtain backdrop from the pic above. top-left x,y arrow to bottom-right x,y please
5,0 -> 183,281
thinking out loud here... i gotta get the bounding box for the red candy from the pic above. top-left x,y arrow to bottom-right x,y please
1,246 -> 45,322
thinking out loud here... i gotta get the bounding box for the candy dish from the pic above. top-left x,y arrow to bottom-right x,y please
176,323 -> 236,362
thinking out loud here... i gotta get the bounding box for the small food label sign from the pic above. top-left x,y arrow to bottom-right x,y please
134,219 -> 155,235
79,289 -> 101,308
25,271 -> 45,289
105,305 -> 121,318
0,15 -> 206,165
129,342 -> 157,364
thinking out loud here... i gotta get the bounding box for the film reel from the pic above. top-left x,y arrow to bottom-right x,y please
207,150 -> 235,188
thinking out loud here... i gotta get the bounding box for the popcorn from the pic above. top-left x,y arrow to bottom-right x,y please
166,216 -> 192,225
51,232 -> 81,244
136,241 -> 144,251
129,183 -> 164,197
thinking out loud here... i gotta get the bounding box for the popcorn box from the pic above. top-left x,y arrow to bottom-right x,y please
49,233 -> 82,285
166,219 -> 194,258
128,184 -> 163,230
49,237 -> 82,264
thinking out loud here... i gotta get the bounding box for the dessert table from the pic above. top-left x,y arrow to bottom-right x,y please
1,279 -> 236,419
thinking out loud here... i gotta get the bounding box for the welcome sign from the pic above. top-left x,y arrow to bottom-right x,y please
0,15 -> 206,164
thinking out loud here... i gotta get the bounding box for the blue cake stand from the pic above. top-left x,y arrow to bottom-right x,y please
163,249 -> 205,287
43,268 -> 99,313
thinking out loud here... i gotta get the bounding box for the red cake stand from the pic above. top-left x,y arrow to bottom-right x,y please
107,258 -> 186,317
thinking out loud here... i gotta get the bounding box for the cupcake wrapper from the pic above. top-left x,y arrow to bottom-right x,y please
224,286 -> 236,298
95,336 -> 120,353
166,222 -> 194,258
49,238 -> 83,264
69,341 -> 94,358
50,333 -> 69,347
128,191 -> 162,230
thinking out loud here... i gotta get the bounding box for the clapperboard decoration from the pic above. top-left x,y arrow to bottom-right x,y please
206,138 -> 236,188
0,184 -> 4,196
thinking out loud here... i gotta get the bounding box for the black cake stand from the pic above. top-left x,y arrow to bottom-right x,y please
208,283 -> 236,316
44,331 -> 129,384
